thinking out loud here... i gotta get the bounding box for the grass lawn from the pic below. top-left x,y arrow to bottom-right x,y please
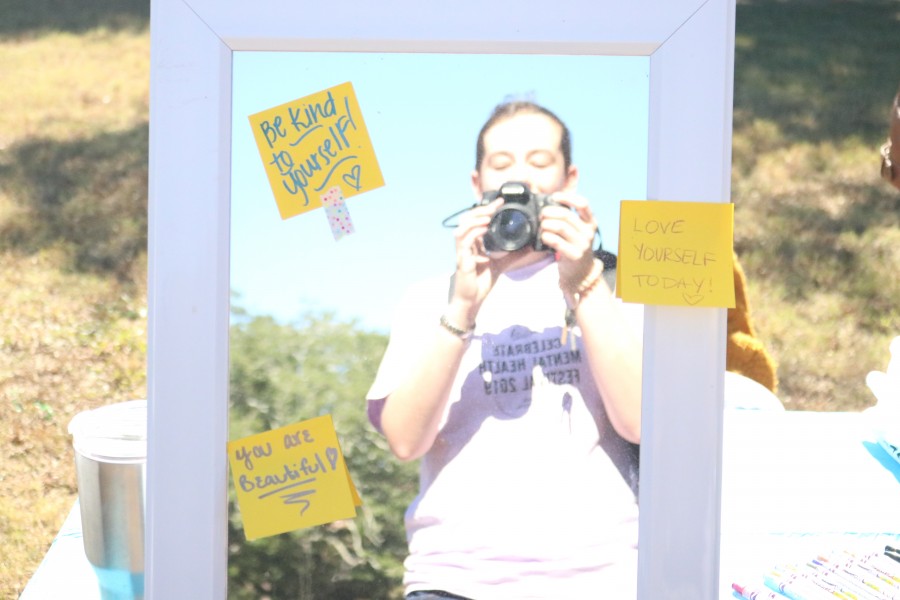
1,0 -> 899,597
0,2 -> 150,595
731,0 -> 900,410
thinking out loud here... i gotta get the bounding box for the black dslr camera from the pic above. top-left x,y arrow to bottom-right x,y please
480,181 -> 559,252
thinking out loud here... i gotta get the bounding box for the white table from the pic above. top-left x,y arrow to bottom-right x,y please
719,410 -> 900,598
19,410 -> 900,599
18,500 -> 102,600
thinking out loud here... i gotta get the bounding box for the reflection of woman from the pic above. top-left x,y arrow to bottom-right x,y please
366,101 -> 643,599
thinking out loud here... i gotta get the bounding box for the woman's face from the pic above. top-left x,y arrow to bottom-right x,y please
472,111 -> 577,198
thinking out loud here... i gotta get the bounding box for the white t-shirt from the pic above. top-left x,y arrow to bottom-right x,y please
367,255 -> 640,600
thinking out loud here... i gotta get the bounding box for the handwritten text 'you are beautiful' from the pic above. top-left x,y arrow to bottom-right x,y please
234,426 -> 339,516
227,414 -> 359,540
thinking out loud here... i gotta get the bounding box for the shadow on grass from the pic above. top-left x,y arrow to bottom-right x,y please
0,123 -> 148,279
735,177 -> 900,331
735,0 -> 900,145
0,0 -> 148,39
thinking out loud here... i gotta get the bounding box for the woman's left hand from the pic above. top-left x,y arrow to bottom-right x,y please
539,192 -> 599,294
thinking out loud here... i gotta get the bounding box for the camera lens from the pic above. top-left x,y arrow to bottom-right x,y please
488,206 -> 533,251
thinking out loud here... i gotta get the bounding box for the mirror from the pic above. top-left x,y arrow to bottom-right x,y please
230,52 -> 649,330
147,1 -> 735,598
228,51 -> 650,597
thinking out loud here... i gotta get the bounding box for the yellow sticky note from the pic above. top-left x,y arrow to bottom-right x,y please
617,200 -> 735,308
248,81 -> 384,220
227,414 -> 361,541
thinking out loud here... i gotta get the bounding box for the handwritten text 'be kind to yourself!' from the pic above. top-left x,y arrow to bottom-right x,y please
249,81 -> 384,220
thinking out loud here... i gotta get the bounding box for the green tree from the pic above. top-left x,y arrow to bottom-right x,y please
227,312 -> 416,600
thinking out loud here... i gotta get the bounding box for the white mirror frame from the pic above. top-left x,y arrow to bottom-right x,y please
147,1 -> 734,598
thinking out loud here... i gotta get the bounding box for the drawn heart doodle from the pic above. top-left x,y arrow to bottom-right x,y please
342,164 -> 362,191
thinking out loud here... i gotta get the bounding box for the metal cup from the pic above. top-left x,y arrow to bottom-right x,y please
69,400 -> 147,600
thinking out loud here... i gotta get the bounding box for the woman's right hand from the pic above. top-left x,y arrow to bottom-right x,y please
447,198 -> 503,326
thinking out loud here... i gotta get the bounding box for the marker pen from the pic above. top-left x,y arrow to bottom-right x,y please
816,552 -> 900,597
835,565 -> 898,600
732,582 -> 789,600
850,556 -> 900,583
765,570 -> 850,600
823,549 -> 900,580
773,563 -> 843,594
845,562 -> 900,592
804,560 -> 887,600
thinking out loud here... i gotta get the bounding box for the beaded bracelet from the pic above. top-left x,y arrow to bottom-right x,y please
560,259 -> 605,348
574,259 -> 605,298
439,314 -> 475,340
